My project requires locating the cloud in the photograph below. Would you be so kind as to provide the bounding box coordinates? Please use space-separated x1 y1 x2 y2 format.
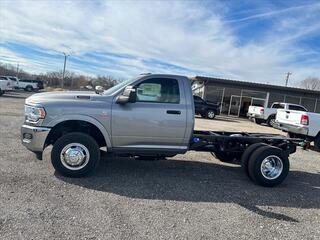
0 0 319 85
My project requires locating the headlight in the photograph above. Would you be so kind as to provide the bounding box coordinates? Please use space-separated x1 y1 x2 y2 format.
25 105 46 122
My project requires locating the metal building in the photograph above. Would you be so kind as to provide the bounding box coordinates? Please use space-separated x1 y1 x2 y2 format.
192 76 320 117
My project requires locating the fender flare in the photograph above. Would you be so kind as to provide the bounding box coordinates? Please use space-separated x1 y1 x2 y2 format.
47 114 112 149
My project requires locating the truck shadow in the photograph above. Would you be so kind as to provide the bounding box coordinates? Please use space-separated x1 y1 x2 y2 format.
195 115 240 123
308 146 320 153
56 156 320 223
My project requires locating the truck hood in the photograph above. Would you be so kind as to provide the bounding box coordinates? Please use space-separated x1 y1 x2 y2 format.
25 91 105 105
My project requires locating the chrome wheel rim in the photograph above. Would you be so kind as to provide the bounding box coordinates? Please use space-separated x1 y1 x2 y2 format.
270 118 275 126
60 143 90 170
260 155 283 180
208 111 215 118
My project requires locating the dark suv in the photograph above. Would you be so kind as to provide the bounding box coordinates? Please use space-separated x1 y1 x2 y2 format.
194 95 220 119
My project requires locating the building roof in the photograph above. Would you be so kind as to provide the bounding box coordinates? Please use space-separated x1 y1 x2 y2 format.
194 76 320 96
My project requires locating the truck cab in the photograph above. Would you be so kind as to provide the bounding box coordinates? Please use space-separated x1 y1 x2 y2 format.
21 74 194 160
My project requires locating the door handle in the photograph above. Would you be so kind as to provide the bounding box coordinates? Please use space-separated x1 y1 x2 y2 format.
167 110 181 115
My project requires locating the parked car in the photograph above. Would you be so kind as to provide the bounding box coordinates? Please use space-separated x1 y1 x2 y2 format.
275 108 320 150
21 74 305 187
0 76 19 90
18 79 44 91
248 102 307 127
0 78 11 96
194 95 220 119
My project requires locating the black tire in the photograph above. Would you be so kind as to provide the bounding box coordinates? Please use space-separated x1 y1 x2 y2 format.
248 146 289 187
266 115 276 127
214 151 240 163
25 85 33 92
241 143 267 179
51 132 100 177
0 90 3 96
255 118 264 125
314 134 320 151
206 110 216 119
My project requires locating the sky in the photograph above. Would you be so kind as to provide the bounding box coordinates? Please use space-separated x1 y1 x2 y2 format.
0 0 320 86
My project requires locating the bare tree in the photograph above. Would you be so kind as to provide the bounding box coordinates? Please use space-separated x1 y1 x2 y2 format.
0 62 118 90
300 77 320 90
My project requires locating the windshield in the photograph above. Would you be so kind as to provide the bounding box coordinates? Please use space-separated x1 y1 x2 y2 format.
103 77 139 95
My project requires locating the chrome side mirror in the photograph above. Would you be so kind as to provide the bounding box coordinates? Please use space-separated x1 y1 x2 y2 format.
95 85 104 94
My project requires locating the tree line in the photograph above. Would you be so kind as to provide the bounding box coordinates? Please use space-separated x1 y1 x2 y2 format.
0 63 119 90
1 62 319 91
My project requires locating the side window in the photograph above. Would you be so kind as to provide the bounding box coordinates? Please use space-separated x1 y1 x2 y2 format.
272 104 284 109
289 105 307 111
136 78 180 103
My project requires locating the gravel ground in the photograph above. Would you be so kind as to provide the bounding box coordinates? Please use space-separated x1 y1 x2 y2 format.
0 91 319 240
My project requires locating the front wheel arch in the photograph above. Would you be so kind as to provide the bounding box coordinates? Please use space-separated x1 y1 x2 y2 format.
45 119 109 149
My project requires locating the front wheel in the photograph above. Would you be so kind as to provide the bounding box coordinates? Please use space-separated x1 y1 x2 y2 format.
51 132 100 177
266 115 276 127
0 90 3 96
206 110 216 119
248 146 289 187
25 86 33 92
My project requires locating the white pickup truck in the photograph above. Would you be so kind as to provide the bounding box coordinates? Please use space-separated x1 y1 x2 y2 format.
248 102 307 127
276 109 320 150
0 79 10 96
0 76 19 90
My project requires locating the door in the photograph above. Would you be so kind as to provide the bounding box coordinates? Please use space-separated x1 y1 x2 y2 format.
111 77 187 151
193 95 206 116
228 95 241 116
239 96 251 117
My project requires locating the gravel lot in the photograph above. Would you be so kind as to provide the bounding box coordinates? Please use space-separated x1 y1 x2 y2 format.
0 91 319 240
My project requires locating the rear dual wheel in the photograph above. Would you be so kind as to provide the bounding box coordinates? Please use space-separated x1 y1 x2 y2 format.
241 144 289 187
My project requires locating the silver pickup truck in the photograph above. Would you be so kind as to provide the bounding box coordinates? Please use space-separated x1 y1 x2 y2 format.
21 74 306 187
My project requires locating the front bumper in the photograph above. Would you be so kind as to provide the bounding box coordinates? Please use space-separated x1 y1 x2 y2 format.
275 122 308 136
21 125 51 152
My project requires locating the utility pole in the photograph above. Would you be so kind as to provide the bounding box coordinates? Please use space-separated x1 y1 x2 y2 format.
61 52 70 89
285 72 292 87
16 63 19 78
